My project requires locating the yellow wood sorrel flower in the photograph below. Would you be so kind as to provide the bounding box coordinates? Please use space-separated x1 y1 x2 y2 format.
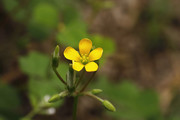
64 38 103 72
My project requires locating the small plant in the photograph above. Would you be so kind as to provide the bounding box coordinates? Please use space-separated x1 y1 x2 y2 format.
49 38 116 120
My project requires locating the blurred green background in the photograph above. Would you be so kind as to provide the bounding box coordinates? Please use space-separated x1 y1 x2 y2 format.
1 0 180 120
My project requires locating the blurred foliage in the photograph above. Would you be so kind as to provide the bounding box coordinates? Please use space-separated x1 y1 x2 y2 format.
1 0 115 118
19 52 49 77
0 82 20 119
90 35 115 56
19 51 68 112
168 94 180 120
28 3 59 40
32 3 58 28
1 0 180 120
2 0 18 12
57 26 115 56
143 0 173 55
0 83 20 111
92 76 163 120
87 0 114 12
2 0 115 55
57 19 88 48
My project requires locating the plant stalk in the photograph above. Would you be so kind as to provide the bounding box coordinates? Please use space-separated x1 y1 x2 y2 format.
21 108 40 120
85 93 103 102
53 67 67 85
80 71 96 92
75 69 85 87
73 96 79 120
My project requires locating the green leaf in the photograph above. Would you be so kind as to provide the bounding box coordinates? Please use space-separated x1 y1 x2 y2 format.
92 76 162 119
26 59 68 108
28 23 50 40
28 3 59 40
13 9 27 21
0 83 20 111
90 35 115 66
51 0 79 24
2 0 18 12
32 3 59 29
19 51 68 108
90 34 115 56
28 76 63 108
169 116 180 120
61 6 80 24
19 51 49 77
28 77 60 100
0 115 7 120
136 90 160 118
57 19 88 48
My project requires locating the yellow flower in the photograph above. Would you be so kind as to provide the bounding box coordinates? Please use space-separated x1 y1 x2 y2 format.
64 38 103 72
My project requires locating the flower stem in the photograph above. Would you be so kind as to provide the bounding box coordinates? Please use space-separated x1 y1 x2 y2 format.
53 67 67 85
75 69 85 88
73 96 79 120
84 92 103 102
73 70 76 85
80 71 96 92
21 108 40 120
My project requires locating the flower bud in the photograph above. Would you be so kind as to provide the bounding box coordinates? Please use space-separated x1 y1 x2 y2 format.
48 91 68 103
102 100 116 112
48 94 60 103
52 45 60 68
91 89 103 94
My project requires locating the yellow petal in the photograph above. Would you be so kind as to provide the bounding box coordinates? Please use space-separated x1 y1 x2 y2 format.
64 47 81 61
79 38 92 55
89 48 103 61
85 62 98 72
73 62 84 71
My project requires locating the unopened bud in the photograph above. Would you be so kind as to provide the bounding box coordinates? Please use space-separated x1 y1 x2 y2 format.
52 45 60 68
102 100 116 112
48 91 68 103
54 45 60 58
48 94 60 103
91 89 103 94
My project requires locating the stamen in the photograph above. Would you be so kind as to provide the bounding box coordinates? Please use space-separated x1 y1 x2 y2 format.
80 55 89 65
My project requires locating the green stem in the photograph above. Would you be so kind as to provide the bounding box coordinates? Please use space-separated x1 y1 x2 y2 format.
84 92 103 102
75 69 85 88
21 108 40 120
73 96 79 120
53 67 67 85
80 71 96 92
73 70 76 85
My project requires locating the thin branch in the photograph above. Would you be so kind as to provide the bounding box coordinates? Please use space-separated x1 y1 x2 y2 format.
84 92 103 102
53 68 67 85
80 71 97 92
75 69 85 88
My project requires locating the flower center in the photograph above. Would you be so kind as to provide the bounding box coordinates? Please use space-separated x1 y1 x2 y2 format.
80 54 89 65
